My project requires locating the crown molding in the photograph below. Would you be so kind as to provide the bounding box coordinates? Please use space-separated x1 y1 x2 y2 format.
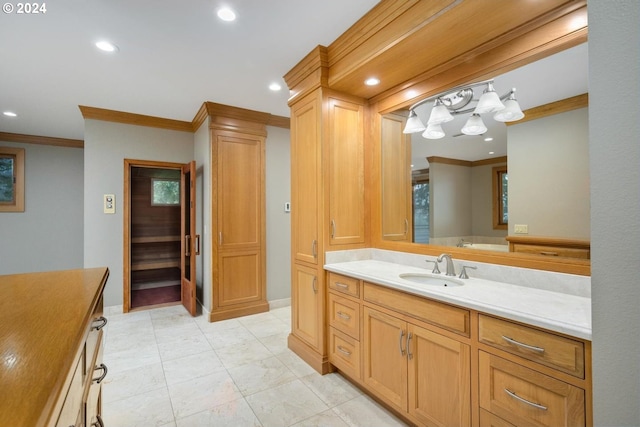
79 105 194 133
0 132 84 148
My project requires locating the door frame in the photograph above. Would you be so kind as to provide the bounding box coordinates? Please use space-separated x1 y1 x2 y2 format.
123 158 188 313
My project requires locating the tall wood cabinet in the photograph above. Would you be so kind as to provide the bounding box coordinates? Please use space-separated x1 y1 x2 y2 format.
203 103 270 322
286 52 367 372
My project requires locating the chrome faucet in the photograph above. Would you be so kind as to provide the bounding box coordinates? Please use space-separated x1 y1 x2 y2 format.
437 253 456 276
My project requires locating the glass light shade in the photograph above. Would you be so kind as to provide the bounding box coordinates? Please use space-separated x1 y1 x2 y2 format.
461 114 487 135
403 110 426 133
422 123 445 139
427 98 454 125
474 83 505 114
493 98 524 122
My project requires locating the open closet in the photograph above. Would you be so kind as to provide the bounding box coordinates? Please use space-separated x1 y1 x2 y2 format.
129 165 181 308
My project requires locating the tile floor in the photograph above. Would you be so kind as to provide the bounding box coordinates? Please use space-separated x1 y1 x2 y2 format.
102 304 408 427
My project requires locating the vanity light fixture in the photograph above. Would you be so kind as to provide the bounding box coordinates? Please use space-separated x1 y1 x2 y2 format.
402 79 524 139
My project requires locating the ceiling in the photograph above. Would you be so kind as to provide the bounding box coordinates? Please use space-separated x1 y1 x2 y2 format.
0 0 379 141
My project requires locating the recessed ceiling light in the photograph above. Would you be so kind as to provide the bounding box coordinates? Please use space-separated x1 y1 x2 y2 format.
269 83 282 91
365 77 380 86
3 111 17 117
489 151 495 155
484 137 493 142
217 7 236 21
96 41 119 52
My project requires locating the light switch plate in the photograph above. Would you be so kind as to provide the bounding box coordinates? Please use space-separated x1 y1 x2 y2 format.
514 224 528 234
284 202 291 213
104 194 115 214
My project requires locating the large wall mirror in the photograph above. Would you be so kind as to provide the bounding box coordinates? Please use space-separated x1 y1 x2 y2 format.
380 43 589 262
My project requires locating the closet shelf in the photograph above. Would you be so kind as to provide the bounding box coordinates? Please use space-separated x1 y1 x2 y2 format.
131 235 181 244
131 260 180 271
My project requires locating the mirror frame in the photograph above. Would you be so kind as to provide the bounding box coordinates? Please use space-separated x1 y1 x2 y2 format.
368 7 589 275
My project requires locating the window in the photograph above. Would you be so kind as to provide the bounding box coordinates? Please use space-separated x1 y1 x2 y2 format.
492 165 508 229
413 180 430 244
151 178 180 205
0 147 25 212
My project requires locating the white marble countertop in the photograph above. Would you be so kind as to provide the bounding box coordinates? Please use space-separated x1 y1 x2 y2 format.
324 259 591 340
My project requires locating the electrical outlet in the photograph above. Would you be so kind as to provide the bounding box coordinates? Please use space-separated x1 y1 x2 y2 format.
104 194 115 214
514 224 528 234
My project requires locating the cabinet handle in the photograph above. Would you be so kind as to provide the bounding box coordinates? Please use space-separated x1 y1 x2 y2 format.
502 335 545 353
406 332 413 360
335 282 348 289
219 232 223 245
91 316 108 331
330 220 336 238
92 363 108 384
185 234 191 256
337 345 352 356
312 277 318 294
399 330 406 355
195 234 201 256
337 311 351 320
312 239 317 258
91 415 104 427
504 389 548 410
404 218 409 235
539 251 559 256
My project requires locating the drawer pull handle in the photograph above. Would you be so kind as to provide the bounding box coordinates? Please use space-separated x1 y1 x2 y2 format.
93 363 108 384
406 332 413 360
337 345 352 356
505 389 548 410
91 415 104 427
539 251 559 256
312 277 318 294
312 239 317 258
337 311 351 320
502 335 545 353
91 316 108 331
399 330 406 355
335 282 349 289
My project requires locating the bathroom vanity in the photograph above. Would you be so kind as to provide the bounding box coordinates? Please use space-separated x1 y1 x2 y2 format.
324 250 591 427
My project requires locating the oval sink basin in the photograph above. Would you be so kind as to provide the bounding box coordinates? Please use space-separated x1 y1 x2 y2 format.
399 273 464 287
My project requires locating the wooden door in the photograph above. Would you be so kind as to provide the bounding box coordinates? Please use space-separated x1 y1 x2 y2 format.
327 95 365 246
362 307 408 412
291 91 321 264
407 323 471 427
381 113 413 241
291 263 323 351
181 161 198 316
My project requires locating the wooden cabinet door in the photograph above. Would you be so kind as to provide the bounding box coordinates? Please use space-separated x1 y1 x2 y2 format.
381 113 412 241
215 131 263 249
362 307 408 412
217 250 262 307
327 96 365 246
291 92 321 265
181 160 198 316
291 263 323 352
407 324 471 427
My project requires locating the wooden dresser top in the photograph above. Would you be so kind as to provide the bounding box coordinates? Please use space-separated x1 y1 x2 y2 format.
0 267 109 427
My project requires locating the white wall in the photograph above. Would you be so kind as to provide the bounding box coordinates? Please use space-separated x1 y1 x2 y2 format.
508 108 589 238
265 126 291 302
470 162 507 239
193 120 210 310
0 141 84 274
430 162 472 238
83 120 194 307
590 1 640 424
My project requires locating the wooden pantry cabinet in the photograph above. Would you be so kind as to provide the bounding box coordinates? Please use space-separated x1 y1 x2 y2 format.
287 82 366 373
323 271 592 427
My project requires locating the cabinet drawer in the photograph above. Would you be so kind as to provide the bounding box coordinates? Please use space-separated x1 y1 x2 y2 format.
363 282 470 336
479 352 585 427
479 409 516 427
329 328 360 380
328 293 360 339
328 272 360 298
479 314 585 378
510 243 590 259
55 354 84 427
